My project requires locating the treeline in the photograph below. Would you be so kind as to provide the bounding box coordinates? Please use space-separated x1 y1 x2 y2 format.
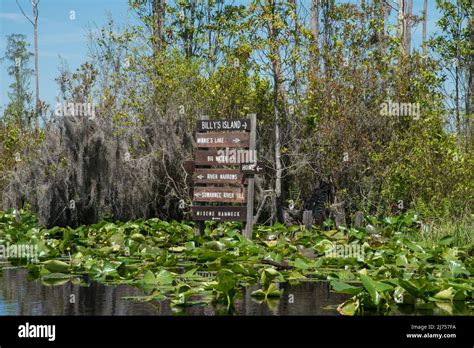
0 0 472 228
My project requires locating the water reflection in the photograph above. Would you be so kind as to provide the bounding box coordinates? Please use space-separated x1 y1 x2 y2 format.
0 268 349 316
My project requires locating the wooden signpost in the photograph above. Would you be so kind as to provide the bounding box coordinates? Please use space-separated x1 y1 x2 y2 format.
193 187 246 203
190 114 257 238
240 162 265 175
194 149 257 166
196 132 249 148
197 119 250 132
192 206 247 221
193 169 243 185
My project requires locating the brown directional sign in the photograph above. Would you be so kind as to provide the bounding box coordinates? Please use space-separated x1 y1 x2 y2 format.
183 160 195 174
193 187 246 203
197 119 250 132
196 132 249 148
195 149 256 165
192 206 247 221
240 162 265 175
191 115 256 236
193 169 243 184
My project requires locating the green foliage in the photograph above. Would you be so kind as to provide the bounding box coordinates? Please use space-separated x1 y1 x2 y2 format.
0 34 34 129
1 210 472 315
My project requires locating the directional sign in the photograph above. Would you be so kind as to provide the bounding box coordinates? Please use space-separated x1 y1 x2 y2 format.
183 160 195 174
192 206 247 221
193 187 246 203
195 149 257 165
240 162 265 175
193 169 243 184
191 115 256 236
196 132 249 148
197 119 250 132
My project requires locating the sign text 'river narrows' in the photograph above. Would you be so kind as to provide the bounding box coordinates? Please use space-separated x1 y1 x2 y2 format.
193 169 243 184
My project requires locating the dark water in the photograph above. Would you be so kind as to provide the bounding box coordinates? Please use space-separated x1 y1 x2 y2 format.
0 267 350 316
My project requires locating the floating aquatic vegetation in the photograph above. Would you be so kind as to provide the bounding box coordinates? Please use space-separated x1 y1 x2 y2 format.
0 209 472 315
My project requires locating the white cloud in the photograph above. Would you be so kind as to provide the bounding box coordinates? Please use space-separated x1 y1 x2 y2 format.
0 12 28 23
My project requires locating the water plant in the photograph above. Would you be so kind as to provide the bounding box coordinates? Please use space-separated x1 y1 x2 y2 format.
0 209 472 315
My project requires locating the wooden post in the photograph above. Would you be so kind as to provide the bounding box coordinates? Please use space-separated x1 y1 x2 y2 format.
354 211 364 228
303 210 313 230
194 115 208 237
244 113 256 239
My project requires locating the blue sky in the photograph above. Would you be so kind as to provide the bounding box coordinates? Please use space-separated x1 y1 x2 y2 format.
0 0 442 110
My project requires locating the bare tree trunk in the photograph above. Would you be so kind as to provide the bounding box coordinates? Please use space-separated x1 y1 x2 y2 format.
184 1 196 58
467 1 473 144
152 0 166 55
290 0 299 99
397 0 406 56
422 0 428 59
266 0 285 223
376 0 388 56
456 62 461 139
207 0 212 73
16 0 40 129
32 0 39 130
323 0 331 75
310 0 319 76
405 0 413 54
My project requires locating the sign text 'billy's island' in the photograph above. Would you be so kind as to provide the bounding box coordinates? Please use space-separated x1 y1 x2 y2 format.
197 119 250 132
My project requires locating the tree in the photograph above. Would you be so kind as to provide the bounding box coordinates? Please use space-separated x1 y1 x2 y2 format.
422 0 428 59
405 0 413 54
16 0 40 130
430 0 471 147
310 0 320 76
397 0 406 56
129 0 166 56
1 34 34 129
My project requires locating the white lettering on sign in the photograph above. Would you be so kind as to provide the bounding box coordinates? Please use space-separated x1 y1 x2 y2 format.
200 120 249 131
242 163 256 171
194 192 244 199
219 174 237 180
197 137 224 144
195 211 243 217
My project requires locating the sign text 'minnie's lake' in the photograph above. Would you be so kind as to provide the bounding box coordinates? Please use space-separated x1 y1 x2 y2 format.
196 132 249 148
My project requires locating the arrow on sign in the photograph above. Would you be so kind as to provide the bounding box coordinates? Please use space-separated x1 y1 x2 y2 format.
197 174 204 179
194 192 203 198
232 138 240 143
240 161 265 175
